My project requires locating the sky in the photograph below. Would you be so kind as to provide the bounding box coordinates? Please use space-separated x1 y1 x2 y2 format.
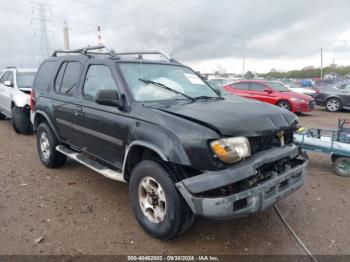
1 0 350 74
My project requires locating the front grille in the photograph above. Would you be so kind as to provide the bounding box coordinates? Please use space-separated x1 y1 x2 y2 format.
249 128 294 155
308 101 315 109
194 157 304 198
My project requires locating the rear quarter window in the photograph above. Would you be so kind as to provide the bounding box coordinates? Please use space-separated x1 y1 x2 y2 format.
33 61 57 90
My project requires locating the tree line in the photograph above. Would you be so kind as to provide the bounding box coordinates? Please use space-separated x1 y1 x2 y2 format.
253 65 350 79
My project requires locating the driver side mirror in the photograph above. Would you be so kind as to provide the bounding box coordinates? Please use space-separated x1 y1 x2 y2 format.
264 88 273 93
4 80 13 87
95 89 123 107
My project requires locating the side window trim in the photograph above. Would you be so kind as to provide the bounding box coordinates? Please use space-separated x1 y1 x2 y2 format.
54 62 67 94
54 61 82 97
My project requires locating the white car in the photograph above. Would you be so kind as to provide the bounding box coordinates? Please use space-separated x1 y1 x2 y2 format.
0 67 37 134
281 82 316 97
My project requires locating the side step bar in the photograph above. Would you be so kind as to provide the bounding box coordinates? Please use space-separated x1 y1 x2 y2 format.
56 145 126 182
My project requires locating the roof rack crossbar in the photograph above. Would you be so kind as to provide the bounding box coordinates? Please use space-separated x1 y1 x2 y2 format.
52 45 106 57
115 51 171 61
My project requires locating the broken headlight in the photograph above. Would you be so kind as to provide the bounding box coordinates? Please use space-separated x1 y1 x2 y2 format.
210 137 251 164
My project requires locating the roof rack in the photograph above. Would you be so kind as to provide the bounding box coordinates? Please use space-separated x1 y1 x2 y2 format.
51 45 117 57
51 47 180 64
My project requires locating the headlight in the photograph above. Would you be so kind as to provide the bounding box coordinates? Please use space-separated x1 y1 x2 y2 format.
290 98 305 103
210 137 251 164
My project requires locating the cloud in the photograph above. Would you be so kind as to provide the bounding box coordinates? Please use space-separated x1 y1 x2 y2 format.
1 0 350 72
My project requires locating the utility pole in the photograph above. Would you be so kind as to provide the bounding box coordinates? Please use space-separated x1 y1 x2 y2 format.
63 21 70 50
320 48 323 79
31 2 54 62
242 40 246 79
97 26 103 52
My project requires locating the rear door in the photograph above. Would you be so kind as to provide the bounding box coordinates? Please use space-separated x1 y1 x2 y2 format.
51 61 82 143
73 62 127 167
228 82 252 98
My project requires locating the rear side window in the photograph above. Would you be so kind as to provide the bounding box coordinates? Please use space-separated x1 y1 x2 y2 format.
234 82 250 90
83 65 118 101
249 83 265 91
55 62 81 95
34 61 56 90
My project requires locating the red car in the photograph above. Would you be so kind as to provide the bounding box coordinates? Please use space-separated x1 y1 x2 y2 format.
224 80 315 113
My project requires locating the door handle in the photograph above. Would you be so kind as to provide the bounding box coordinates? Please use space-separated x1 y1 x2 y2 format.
74 106 83 116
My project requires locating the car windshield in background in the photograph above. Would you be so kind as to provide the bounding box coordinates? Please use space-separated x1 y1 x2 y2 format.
268 81 289 92
17 72 36 88
118 63 219 102
286 82 301 89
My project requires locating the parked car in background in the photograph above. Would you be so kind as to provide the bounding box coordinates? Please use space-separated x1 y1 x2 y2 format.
224 80 315 113
315 82 350 112
299 79 315 87
31 46 307 240
207 78 231 90
281 81 317 97
0 67 37 134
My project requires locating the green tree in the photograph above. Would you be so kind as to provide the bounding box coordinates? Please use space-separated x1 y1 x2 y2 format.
244 71 254 79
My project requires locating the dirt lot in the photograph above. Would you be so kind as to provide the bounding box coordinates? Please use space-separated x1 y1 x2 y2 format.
0 107 350 256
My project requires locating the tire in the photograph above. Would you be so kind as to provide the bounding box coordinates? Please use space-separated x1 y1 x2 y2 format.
326 97 342 112
0 112 6 120
129 159 194 240
333 157 350 177
36 122 66 168
276 100 292 111
11 106 32 134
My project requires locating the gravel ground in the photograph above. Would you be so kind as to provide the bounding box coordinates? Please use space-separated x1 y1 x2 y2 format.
0 107 349 255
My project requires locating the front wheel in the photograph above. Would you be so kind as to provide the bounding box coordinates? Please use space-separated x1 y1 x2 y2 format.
326 97 342 112
333 157 350 177
129 160 194 240
276 101 292 111
11 106 32 134
36 123 66 168
0 112 6 120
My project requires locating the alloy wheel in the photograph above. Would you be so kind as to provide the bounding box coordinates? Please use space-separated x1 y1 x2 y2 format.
138 176 167 223
40 132 50 160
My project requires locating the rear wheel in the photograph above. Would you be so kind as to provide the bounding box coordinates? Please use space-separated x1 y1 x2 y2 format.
326 97 342 112
333 157 350 177
11 106 32 134
276 100 292 111
36 122 66 168
129 159 194 240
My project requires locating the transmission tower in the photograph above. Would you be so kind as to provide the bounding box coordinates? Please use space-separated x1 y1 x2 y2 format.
31 2 54 61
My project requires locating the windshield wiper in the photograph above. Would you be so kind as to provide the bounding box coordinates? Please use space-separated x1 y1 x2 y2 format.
193 95 224 100
138 78 195 102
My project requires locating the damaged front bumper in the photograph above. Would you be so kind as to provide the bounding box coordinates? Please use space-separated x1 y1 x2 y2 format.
176 144 307 220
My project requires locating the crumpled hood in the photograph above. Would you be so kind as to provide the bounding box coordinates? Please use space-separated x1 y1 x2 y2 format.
152 96 297 136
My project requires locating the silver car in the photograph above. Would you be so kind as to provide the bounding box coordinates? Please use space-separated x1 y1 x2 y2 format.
315 82 350 112
0 67 37 133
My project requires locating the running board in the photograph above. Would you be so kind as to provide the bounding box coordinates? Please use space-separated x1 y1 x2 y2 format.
56 145 126 182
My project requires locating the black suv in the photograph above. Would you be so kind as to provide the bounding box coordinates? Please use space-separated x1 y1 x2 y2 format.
31 46 307 240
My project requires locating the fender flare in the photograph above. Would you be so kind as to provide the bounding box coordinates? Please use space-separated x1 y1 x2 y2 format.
33 110 61 140
122 141 171 181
